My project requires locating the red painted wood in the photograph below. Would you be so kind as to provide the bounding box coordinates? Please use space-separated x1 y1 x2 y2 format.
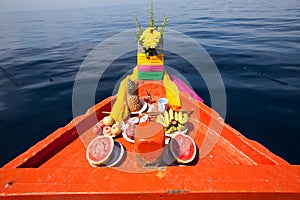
1 166 299 199
1 94 299 199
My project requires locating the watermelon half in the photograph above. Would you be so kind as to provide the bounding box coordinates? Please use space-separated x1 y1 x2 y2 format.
86 136 114 166
169 132 197 164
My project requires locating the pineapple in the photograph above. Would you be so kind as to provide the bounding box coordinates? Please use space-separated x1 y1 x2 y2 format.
127 95 141 112
127 79 141 112
127 78 137 95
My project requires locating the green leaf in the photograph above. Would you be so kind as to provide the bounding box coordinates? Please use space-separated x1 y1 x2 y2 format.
134 15 143 33
160 15 168 36
149 3 154 27
134 15 143 41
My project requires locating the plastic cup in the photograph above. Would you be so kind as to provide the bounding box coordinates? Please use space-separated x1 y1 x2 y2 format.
134 122 165 164
158 98 168 112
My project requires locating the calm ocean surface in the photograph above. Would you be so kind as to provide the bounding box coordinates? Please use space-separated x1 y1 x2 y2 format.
0 0 299 166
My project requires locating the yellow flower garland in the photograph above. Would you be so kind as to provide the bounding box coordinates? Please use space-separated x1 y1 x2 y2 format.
140 27 161 50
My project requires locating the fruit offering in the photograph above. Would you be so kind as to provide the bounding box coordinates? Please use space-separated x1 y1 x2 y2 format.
156 109 188 134
94 116 122 137
125 123 136 140
86 136 124 167
111 122 122 136
103 116 114 126
169 132 197 164
86 136 114 166
127 78 141 112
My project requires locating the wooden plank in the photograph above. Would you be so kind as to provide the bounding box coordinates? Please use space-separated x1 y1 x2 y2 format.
0 166 299 198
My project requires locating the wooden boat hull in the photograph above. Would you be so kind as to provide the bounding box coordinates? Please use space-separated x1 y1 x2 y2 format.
1 94 299 199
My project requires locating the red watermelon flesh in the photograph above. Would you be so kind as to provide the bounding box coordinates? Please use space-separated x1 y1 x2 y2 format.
86 136 114 165
170 133 196 164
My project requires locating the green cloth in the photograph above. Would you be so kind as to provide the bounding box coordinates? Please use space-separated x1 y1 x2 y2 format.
138 71 164 80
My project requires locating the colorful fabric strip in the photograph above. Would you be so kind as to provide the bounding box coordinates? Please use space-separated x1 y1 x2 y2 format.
138 71 164 80
137 53 164 65
170 75 204 103
138 65 164 72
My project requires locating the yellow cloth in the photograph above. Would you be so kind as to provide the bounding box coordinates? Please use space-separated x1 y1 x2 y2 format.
110 66 181 122
163 71 181 110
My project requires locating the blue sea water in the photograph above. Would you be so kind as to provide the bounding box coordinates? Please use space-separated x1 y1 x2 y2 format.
0 0 299 167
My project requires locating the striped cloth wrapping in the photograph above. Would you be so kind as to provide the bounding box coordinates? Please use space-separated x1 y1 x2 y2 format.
138 65 164 72
137 53 164 65
137 53 165 80
138 71 164 80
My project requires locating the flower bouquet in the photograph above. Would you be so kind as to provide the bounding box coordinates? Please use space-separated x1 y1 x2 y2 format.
134 4 168 58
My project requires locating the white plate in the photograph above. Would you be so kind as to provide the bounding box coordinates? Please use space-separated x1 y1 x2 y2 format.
128 117 139 125
139 114 149 123
105 141 124 167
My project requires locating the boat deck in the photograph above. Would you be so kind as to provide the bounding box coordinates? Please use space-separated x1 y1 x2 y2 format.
1 94 299 199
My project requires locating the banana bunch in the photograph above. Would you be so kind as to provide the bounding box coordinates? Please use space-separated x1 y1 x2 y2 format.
156 108 189 134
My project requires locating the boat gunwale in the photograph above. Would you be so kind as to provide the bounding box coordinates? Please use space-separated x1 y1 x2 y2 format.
1 94 300 198
3 96 114 168
3 93 291 168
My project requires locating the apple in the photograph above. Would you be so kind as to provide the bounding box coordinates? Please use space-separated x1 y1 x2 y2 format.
102 116 114 126
102 126 112 136
97 120 104 128
111 123 122 136
93 124 102 135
